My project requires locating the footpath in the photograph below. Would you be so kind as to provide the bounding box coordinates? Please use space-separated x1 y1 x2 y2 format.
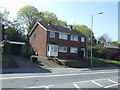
0 55 119 74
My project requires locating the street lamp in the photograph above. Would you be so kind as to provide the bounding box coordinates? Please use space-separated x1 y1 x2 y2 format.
90 11 103 67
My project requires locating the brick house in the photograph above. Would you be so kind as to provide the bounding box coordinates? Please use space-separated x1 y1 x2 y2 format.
101 42 120 61
28 22 87 59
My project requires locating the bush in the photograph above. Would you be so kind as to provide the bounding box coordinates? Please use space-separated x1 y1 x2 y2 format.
78 50 84 58
93 44 108 58
3 42 11 56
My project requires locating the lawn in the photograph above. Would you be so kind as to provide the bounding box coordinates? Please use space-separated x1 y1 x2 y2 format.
88 57 120 66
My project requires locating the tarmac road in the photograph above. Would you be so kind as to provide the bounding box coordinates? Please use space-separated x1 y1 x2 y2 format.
1 69 120 89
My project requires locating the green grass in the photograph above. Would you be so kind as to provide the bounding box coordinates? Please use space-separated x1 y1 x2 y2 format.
88 57 120 66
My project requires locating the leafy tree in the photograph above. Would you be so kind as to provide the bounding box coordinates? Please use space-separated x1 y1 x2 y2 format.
72 24 96 45
55 20 67 27
39 11 67 27
40 11 58 24
0 8 10 26
5 27 26 42
17 5 40 32
0 8 11 40
98 34 112 43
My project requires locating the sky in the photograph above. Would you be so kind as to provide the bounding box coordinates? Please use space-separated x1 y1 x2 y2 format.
0 0 119 41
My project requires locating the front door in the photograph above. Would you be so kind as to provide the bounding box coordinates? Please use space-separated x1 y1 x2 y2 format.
47 45 58 56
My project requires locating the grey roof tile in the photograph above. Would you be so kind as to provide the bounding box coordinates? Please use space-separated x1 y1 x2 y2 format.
40 22 85 37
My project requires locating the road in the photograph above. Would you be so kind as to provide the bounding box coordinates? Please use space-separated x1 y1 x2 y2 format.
1 69 120 89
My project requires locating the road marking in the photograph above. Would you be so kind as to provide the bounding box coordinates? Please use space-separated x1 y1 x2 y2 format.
73 77 119 88
73 83 81 90
1 71 119 80
107 79 118 84
28 85 54 88
91 80 103 88
104 83 120 88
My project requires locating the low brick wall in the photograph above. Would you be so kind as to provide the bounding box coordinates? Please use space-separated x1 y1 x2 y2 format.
59 60 90 68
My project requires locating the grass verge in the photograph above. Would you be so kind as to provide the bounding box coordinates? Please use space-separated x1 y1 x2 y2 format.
88 57 120 66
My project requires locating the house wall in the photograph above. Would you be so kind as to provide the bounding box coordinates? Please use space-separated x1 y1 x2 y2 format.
107 48 120 61
47 31 86 58
29 24 47 57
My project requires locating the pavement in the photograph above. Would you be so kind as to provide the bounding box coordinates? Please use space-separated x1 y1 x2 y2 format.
0 55 119 74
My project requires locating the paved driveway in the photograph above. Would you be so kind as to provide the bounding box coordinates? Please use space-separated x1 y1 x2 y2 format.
12 55 39 68
38 57 65 68
1 55 52 73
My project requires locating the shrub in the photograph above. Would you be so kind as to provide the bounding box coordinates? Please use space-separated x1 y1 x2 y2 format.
3 42 11 56
93 44 108 58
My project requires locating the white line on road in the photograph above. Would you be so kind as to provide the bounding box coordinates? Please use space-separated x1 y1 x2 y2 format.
73 83 81 90
104 83 120 88
1 71 119 80
73 77 119 88
107 79 118 84
28 85 54 88
91 80 103 88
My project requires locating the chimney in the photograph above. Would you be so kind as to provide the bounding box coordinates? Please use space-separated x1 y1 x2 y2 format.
70 26 73 30
48 21 51 25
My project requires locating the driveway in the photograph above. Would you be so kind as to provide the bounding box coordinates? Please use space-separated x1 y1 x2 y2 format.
37 57 65 68
1 55 51 73
11 55 39 68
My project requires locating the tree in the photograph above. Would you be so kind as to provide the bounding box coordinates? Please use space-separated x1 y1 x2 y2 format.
5 27 26 42
17 5 40 32
0 8 11 40
39 11 67 27
72 24 96 45
98 34 112 43
55 20 67 27
0 8 10 26
40 11 58 24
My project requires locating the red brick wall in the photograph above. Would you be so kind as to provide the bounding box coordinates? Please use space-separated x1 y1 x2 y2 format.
107 48 120 60
29 24 47 57
47 31 86 58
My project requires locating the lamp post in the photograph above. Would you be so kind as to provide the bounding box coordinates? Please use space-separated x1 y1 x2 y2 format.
90 11 103 67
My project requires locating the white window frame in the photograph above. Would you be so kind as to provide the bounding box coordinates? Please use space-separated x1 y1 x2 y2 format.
59 33 68 40
81 37 85 42
59 46 67 53
70 47 78 53
50 32 55 38
71 35 78 41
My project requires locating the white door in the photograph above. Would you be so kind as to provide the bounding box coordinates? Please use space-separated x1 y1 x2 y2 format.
47 45 58 56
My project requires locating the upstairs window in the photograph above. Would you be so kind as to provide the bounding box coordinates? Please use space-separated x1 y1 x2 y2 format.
33 34 36 38
70 47 78 53
50 32 55 38
59 33 68 40
71 35 78 41
81 37 85 42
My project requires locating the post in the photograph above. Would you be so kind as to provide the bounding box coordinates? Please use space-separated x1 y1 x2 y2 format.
90 15 93 67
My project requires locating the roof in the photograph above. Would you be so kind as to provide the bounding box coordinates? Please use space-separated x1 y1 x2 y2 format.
7 40 25 45
28 22 85 37
102 42 120 49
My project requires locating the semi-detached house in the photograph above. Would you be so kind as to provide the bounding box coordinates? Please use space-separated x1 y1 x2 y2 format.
28 22 87 59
